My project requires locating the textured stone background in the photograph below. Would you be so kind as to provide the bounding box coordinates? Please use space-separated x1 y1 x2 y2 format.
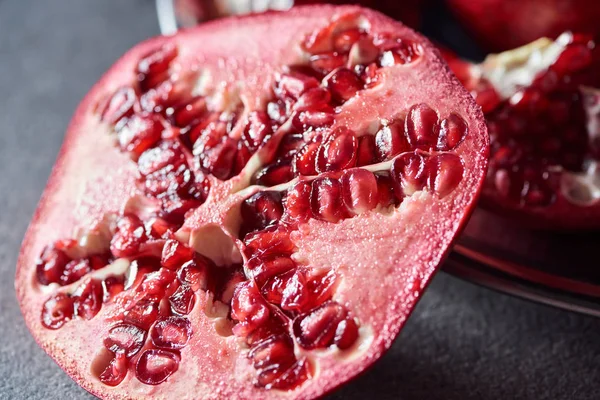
1 1 599 399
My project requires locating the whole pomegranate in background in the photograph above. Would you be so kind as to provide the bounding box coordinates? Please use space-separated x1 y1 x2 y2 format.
445 33 600 229
446 0 600 52
174 0 423 28
16 5 488 399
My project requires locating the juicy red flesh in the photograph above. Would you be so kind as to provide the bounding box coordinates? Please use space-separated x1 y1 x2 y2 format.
33 11 471 392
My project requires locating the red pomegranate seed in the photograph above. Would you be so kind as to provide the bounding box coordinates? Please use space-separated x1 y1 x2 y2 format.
231 281 271 337
310 177 349 223
293 139 321 176
348 37 379 68
247 255 296 286
124 300 159 330
362 62 380 88
102 276 125 302
139 80 192 114
249 334 295 370
356 135 377 166
378 40 422 66
161 239 194 270
261 270 293 305
110 215 147 258
334 28 363 52
89 254 110 270
309 52 347 75
73 278 103 320
306 270 337 309
36 245 71 285
100 86 137 125
334 318 359 349
375 174 398 206
405 103 440 150
283 181 312 223
135 349 180 385
294 87 332 112
341 168 378 215
243 111 273 151
151 316 192 350
255 161 294 186
426 153 464 198
243 227 295 259
391 152 427 196
99 353 128 387
375 120 409 161
169 284 195 315
280 270 310 312
143 162 193 197
292 301 348 349
137 44 178 91
269 358 311 390
117 114 163 158
168 96 208 128
292 110 335 130
437 113 468 151
275 72 319 100
241 191 284 233
177 258 209 291
134 268 176 303
128 258 162 288
104 323 146 357
198 136 237 180
41 293 74 329
323 68 363 102
60 258 92 285
267 100 288 124
552 43 593 76
276 133 304 159
315 127 358 172
137 140 185 176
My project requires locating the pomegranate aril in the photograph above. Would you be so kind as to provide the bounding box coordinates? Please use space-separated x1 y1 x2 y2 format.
137 44 178 91
255 161 294 186
248 254 296 285
293 140 321 176
73 278 103 320
161 239 193 270
231 281 271 336
117 114 163 158
104 323 146 357
41 293 74 329
134 268 176 302
375 174 398 206
552 43 593 76
137 140 185 176
36 245 70 285
426 153 464 198
356 135 377 166
249 334 295 370
110 215 147 258
378 40 422 66
100 86 137 125
315 127 358 173
177 258 209 291
310 177 349 223
59 258 91 285
243 111 273 151
124 300 159 330
334 318 359 349
269 358 311 390
241 191 284 233
375 120 409 161
309 52 347 75
135 349 180 385
275 72 319 100
292 110 335 130
280 270 310 312
323 68 363 102
437 113 468 151
140 80 191 114
277 133 304 158
293 301 348 349
294 88 332 112
333 28 363 52
348 37 379 68
169 284 195 315
391 152 427 196
151 316 192 350
283 181 312 223
99 353 128 387
168 96 208 127
405 103 439 150
102 276 125 302
341 168 378 215
197 136 237 180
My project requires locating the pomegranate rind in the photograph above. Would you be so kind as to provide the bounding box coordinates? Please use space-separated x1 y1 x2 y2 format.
16 5 488 400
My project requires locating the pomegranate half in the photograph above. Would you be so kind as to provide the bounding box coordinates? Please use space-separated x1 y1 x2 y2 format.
445 33 600 229
16 6 488 399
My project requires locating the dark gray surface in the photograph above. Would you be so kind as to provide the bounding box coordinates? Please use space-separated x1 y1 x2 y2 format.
1 0 600 399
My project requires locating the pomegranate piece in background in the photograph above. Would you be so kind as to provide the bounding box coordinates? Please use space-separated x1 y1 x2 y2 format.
446 0 600 52
444 32 600 229
16 6 488 400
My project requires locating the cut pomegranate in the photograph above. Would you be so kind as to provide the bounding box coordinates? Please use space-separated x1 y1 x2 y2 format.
16 6 487 399
445 33 600 229
446 0 600 51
